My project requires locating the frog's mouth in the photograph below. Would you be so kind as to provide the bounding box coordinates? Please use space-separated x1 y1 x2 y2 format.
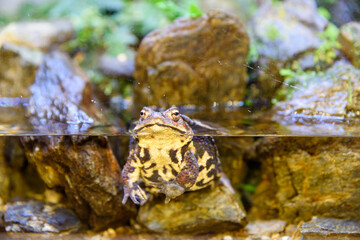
134 123 188 135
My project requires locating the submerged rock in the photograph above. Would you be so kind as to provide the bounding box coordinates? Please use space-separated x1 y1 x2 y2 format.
0 137 45 204
301 217 360 239
250 137 360 222
0 20 74 51
4 201 80 233
245 219 287 237
134 10 249 110
21 52 136 229
275 61 360 123
137 184 247 234
339 21 360 68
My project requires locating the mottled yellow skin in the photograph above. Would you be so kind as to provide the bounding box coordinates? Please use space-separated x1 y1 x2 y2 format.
122 107 222 205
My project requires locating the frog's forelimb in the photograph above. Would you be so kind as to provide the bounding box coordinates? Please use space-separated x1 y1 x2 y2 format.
122 152 148 205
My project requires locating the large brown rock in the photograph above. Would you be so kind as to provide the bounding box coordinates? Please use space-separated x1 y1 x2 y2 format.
250 137 360 223
137 184 247 234
134 10 249 110
339 21 360 68
20 52 136 230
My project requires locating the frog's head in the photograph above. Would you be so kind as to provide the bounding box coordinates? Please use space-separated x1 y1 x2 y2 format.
132 107 193 148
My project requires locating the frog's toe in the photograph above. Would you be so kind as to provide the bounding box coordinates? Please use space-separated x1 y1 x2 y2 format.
165 183 185 199
130 187 148 205
122 193 130 204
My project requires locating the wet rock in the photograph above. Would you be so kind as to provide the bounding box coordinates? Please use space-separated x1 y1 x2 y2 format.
0 20 74 51
134 10 249 110
4 201 80 233
275 61 360 123
20 52 136 229
339 22 360 68
248 0 328 106
250 137 360 222
137 184 247 234
26 51 98 134
301 217 360 239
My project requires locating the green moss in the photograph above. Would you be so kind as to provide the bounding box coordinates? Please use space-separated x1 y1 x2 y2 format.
314 23 341 67
188 3 203 18
266 24 282 41
244 99 253 107
247 41 259 62
317 7 331 20
241 184 256 193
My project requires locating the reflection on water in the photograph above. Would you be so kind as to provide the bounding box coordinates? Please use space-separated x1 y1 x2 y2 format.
1 99 360 137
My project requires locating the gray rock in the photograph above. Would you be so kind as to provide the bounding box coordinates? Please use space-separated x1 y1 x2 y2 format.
249 0 327 62
247 0 328 106
4 201 80 233
318 0 360 27
26 51 96 134
137 184 247 234
301 217 360 239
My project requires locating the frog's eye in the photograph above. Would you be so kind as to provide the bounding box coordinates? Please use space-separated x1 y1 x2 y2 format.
140 110 148 120
171 109 180 121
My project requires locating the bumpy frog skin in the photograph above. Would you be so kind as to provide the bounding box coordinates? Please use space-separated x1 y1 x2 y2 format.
122 107 222 205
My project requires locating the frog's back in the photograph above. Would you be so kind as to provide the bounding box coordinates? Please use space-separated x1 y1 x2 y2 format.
189 136 222 191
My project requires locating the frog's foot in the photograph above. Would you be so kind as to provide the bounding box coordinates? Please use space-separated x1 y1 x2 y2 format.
150 178 185 204
122 183 148 205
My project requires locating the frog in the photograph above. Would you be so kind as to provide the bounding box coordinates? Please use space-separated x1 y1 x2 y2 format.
121 106 223 205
